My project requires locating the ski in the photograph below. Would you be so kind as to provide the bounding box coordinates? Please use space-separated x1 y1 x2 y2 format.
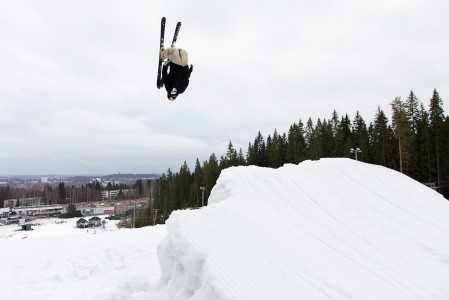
157 19 182 89
157 17 166 89
171 21 181 47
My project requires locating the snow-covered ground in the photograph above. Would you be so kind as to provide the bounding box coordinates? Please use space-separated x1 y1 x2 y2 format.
2 158 449 300
0 218 166 300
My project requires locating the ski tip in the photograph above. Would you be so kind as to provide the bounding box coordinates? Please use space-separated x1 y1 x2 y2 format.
162 17 166 21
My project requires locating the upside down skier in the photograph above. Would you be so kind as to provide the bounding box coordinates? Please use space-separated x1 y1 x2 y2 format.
160 47 193 101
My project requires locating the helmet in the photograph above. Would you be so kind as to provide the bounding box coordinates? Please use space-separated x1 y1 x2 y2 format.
167 93 178 101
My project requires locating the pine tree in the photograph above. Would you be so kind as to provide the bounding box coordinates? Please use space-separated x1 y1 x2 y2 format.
391 97 413 174
266 129 285 168
428 89 445 192
246 142 255 165
286 123 297 164
177 161 191 208
305 118 314 159
203 153 220 205
224 141 239 168
404 91 420 177
280 133 287 165
371 107 391 166
320 119 334 157
441 116 449 197
330 110 340 157
249 131 267 167
286 121 306 164
352 112 370 162
192 159 204 207
237 148 246 166
163 169 174 216
310 119 324 160
135 179 143 197
416 103 432 182
405 91 420 134
336 114 352 157
266 134 274 167
58 182 66 202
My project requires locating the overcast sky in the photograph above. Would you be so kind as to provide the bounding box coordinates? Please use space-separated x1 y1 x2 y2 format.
1 0 448 175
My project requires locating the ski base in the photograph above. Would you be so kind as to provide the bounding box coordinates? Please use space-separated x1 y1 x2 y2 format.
157 18 181 90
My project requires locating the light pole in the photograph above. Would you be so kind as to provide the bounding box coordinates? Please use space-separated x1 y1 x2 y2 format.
200 187 206 207
350 148 361 161
133 201 136 229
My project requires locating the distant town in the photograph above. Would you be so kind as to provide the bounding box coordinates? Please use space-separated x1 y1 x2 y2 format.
0 173 162 227
0 173 160 189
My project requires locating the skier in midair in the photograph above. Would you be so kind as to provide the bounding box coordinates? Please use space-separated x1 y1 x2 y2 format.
160 47 193 101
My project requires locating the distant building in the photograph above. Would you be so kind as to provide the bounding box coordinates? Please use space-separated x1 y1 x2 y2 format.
12 205 63 218
4 198 42 208
77 205 114 216
3 199 17 208
101 190 122 200
0 207 11 219
41 177 49 183
19 197 42 207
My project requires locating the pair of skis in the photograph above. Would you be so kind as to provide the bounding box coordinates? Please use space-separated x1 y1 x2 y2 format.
157 17 181 89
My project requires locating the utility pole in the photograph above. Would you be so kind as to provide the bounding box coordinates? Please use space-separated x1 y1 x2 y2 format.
133 201 136 228
152 209 158 226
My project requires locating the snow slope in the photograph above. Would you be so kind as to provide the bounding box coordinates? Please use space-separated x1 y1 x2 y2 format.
149 158 449 300
0 219 166 300
2 158 449 300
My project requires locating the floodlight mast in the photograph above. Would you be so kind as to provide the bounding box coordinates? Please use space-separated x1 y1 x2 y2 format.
350 148 361 161
200 187 206 207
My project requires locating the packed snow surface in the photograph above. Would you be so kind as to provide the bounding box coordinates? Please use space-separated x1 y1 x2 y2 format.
150 158 449 300
2 158 449 299
0 219 166 300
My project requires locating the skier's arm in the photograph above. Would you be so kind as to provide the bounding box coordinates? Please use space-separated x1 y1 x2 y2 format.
162 63 172 92
162 62 169 78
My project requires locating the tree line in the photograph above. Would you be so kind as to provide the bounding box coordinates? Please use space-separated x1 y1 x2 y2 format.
143 89 448 225
1 89 447 225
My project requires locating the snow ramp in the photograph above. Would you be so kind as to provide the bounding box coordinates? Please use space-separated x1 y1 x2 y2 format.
149 158 449 300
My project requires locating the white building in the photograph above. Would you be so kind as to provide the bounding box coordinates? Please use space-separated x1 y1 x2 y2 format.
19 197 42 207
3 198 42 208
12 205 63 218
77 206 114 216
3 199 17 208
0 207 11 219
101 190 121 200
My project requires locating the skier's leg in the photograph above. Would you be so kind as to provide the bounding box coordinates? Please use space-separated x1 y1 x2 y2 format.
178 49 188 66
160 48 188 66
160 47 172 60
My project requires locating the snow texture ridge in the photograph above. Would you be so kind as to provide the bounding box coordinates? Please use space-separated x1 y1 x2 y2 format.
149 158 449 300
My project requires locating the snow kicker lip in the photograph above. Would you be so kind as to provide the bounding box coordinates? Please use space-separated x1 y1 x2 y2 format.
150 158 449 300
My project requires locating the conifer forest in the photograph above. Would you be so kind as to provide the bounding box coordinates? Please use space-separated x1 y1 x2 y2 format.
1 89 448 226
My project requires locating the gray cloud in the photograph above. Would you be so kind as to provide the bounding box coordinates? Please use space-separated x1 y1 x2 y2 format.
1 0 448 175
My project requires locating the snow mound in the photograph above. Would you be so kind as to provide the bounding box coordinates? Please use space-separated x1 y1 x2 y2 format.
149 158 449 300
